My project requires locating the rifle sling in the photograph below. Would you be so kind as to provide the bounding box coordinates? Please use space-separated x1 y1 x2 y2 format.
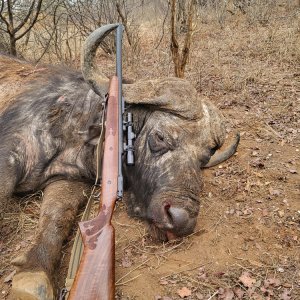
62 99 107 299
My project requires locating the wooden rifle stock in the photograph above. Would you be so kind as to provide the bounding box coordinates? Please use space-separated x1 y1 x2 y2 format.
68 76 119 300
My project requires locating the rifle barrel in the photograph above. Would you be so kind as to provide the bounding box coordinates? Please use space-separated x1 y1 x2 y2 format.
116 24 124 199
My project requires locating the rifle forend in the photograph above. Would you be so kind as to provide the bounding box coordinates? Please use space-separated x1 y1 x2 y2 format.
68 76 119 300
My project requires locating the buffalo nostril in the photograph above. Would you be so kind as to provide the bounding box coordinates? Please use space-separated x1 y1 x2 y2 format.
167 207 189 228
163 202 173 220
164 203 171 211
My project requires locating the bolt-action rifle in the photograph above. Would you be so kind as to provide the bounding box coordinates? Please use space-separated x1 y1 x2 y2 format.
68 24 135 300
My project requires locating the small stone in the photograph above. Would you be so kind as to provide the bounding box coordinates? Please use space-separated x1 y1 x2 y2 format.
255 279 262 287
278 210 284 218
160 280 168 285
243 209 250 215
277 267 284 273
269 188 280 196
250 158 265 168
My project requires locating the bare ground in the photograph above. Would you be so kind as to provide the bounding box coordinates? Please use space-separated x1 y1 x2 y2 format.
0 4 299 300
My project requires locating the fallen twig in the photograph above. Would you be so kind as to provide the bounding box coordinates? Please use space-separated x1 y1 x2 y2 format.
116 258 151 284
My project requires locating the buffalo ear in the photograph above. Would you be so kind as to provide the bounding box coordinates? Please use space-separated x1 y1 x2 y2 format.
123 78 202 120
78 124 102 145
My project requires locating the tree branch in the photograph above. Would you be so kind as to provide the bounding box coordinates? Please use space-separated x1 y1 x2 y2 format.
181 0 196 69
35 1 61 63
170 0 196 78
116 1 132 46
7 0 14 33
15 0 43 41
13 0 36 34
170 0 180 76
0 0 4 15
0 0 10 31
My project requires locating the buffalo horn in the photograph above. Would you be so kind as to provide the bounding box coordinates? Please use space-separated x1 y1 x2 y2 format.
203 133 240 168
81 23 119 97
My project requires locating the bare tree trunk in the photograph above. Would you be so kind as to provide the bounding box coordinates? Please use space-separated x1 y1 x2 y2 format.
9 35 17 56
170 0 196 78
116 1 132 46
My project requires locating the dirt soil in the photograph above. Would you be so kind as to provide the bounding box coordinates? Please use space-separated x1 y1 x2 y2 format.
0 4 299 300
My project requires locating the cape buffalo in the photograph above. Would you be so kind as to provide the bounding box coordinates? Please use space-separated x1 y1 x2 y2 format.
0 24 239 299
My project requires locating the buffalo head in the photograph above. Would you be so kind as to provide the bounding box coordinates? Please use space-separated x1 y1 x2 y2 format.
82 24 239 241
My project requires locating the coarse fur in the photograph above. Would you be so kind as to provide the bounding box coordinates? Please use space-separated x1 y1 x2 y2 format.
0 55 102 194
0 55 104 299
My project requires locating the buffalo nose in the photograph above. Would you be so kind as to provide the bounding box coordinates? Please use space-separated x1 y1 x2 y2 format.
164 203 189 229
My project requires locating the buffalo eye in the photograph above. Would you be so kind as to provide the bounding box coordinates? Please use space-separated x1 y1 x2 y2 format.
148 131 169 155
